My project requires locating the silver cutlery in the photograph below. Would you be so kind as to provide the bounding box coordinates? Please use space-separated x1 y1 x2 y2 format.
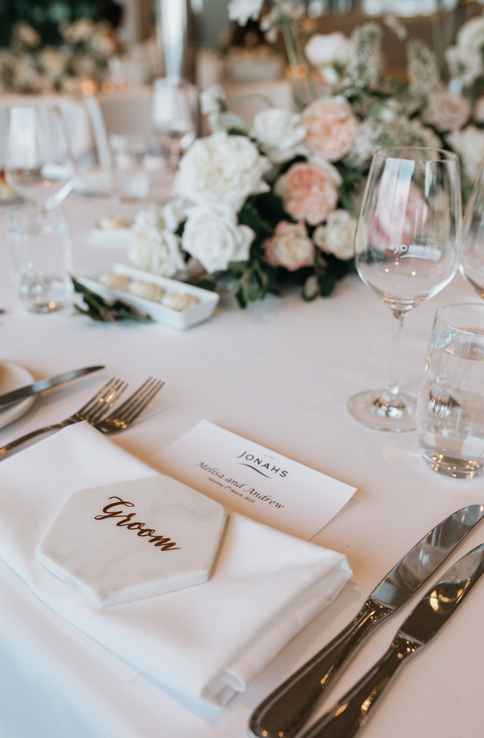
0 365 105 409
299 543 484 738
249 504 484 738
0 378 127 460
91 378 164 435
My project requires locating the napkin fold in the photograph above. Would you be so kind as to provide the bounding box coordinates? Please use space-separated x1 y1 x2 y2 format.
0 423 351 711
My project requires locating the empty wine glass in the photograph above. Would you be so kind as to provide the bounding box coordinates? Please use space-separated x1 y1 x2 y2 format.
5 103 75 211
348 147 461 432
151 78 197 173
461 165 484 297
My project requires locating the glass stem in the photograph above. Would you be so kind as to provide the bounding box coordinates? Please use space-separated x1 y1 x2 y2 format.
386 311 405 399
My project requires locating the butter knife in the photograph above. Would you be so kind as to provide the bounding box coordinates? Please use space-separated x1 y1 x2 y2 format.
249 504 484 738
0 365 104 408
299 542 484 738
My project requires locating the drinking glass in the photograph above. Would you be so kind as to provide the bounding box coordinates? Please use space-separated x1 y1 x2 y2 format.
417 303 484 479
348 147 461 432
461 164 484 297
4 103 74 211
8 204 72 314
151 78 197 173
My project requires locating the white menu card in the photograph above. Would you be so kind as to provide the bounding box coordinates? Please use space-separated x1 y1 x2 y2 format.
158 420 357 540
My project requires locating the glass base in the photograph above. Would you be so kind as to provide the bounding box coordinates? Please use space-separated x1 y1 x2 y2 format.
347 389 416 432
422 452 482 479
28 299 65 314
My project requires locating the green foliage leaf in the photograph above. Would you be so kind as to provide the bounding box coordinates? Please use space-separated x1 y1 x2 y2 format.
72 277 152 323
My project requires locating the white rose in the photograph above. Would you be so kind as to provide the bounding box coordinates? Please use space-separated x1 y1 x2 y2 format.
448 126 484 182
13 56 42 91
73 55 97 76
175 131 270 211
305 33 352 69
63 20 94 44
457 17 484 53
200 85 226 116
251 109 306 163
161 197 191 232
446 46 482 88
314 210 356 261
39 48 66 79
15 24 40 47
228 0 263 25
91 32 116 57
129 208 185 278
182 204 254 273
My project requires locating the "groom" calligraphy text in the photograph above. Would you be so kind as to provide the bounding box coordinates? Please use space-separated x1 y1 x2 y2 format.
94 496 181 551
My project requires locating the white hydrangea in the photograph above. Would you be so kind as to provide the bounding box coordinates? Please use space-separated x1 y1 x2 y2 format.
251 108 306 163
129 207 185 278
175 131 270 211
182 204 254 273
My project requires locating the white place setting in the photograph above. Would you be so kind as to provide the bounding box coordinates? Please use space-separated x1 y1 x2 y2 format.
1 2 484 738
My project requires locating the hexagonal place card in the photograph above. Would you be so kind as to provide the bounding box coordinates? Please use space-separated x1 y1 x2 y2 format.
36 475 228 608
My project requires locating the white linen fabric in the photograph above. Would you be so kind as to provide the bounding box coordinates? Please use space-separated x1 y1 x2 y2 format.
0 422 351 711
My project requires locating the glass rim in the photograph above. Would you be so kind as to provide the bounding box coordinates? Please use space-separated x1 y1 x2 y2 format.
435 302 484 336
373 146 458 163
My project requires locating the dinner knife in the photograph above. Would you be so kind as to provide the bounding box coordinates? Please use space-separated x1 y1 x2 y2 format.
0 365 105 408
298 542 484 738
249 504 484 738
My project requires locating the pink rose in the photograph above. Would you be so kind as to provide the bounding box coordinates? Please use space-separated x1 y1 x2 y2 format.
264 221 315 271
424 91 470 132
302 97 358 161
277 161 340 225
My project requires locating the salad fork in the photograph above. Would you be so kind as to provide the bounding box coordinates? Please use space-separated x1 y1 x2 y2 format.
0 378 127 460
92 378 164 434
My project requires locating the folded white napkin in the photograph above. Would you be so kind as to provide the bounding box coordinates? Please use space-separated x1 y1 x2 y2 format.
0 423 351 711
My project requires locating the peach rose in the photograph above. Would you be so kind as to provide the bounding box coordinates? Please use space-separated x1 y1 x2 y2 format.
264 222 315 271
276 161 340 225
424 91 470 132
302 97 358 161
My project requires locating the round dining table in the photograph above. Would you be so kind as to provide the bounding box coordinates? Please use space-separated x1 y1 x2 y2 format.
0 194 482 738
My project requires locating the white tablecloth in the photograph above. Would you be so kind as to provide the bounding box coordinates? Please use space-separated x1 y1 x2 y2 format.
0 196 483 738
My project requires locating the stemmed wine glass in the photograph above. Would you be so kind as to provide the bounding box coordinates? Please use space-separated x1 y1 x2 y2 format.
4 103 75 313
5 103 75 211
151 78 197 174
348 147 462 432
461 164 484 297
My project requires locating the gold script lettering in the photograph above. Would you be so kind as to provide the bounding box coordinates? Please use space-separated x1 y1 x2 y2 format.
94 496 180 551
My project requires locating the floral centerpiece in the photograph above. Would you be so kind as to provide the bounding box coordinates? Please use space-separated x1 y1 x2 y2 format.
0 20 121 94
126 14 484 309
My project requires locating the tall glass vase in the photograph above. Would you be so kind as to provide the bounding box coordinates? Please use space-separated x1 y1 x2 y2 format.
154 0 200 136
154 0 198 82
280 17 317 109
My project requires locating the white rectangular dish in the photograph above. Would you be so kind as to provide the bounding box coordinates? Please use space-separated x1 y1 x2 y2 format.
76 264 219 331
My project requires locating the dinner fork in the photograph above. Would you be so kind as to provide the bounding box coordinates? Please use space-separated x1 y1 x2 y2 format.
0 378 127 460
92 378 164 434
